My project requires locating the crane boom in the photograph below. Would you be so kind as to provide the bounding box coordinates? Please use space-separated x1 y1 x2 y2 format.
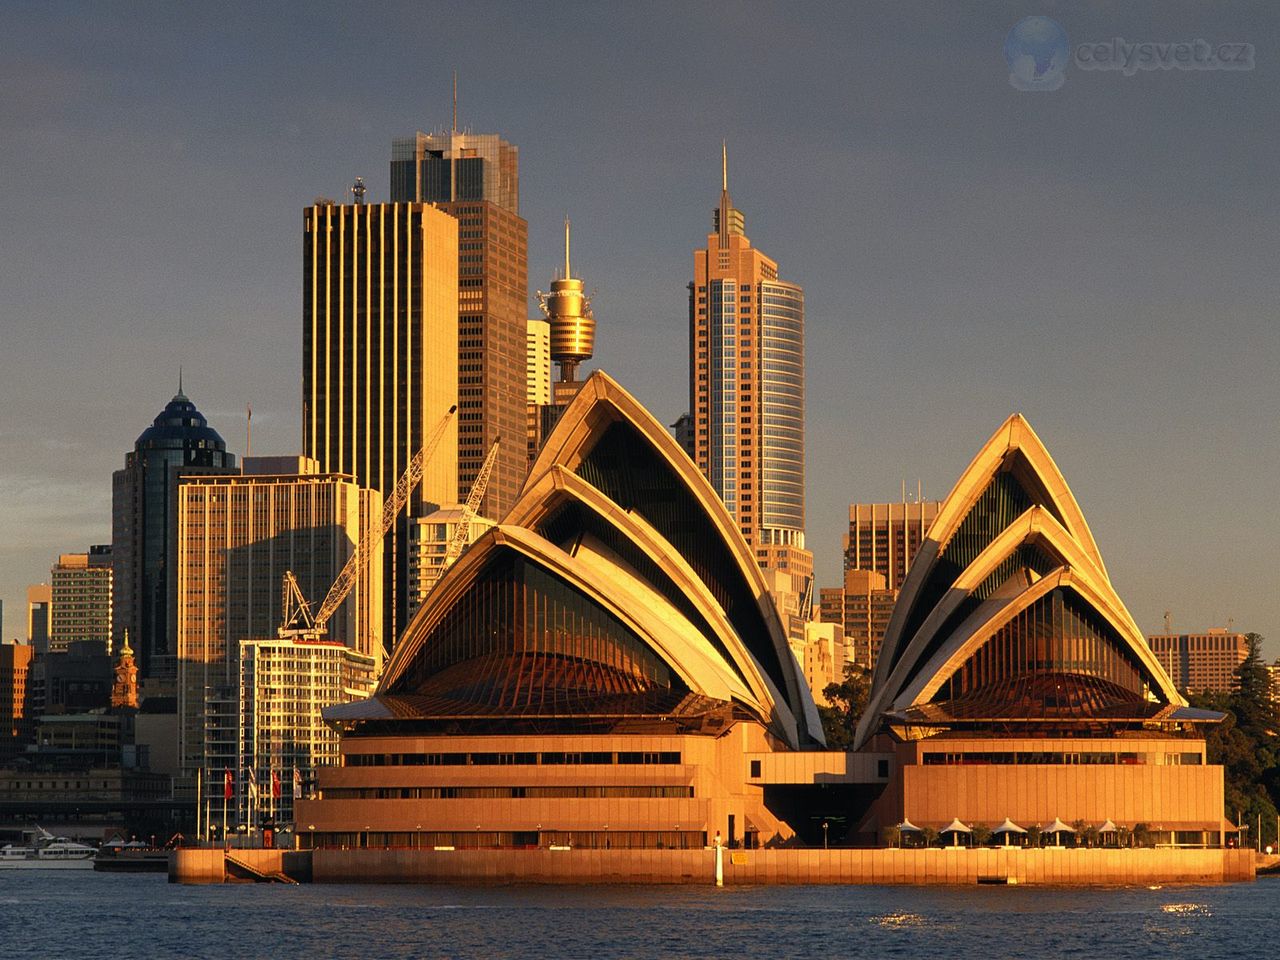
278 404 456 639
438 437 500 575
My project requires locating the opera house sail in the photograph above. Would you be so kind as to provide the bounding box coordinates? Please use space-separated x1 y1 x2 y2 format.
298 372 828 851
855 414 1228 846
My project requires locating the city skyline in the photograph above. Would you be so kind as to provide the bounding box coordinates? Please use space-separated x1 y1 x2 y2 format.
1 3 1277 657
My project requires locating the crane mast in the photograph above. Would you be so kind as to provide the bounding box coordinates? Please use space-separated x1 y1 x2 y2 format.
428 437 500 590
278 404 457 640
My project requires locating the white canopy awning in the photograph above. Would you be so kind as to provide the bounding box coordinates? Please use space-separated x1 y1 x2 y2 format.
1097 819 1118 833
941 818 971 834
992 818 1027 834
1044 818 1076 834
897 818 922 832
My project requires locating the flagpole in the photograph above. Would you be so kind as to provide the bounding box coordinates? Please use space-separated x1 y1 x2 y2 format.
195 767 203 843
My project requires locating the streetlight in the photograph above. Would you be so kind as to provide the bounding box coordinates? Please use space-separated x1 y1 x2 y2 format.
822 820 830 850
415 824 422 850
308 824 315 850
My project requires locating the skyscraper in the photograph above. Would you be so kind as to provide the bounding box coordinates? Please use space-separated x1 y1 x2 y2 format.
175 458 381 793
843 499 941 592
689 147 810 635
25 584 50 656
49 546 113 655
112 388 237 680
390 127 528 521
302 196 458 645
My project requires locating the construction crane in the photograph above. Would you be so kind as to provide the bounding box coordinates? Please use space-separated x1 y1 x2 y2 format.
798 574 815 623
425 437 501 591
278 404 457 640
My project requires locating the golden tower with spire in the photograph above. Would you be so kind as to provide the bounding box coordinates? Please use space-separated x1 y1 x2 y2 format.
111 630 139 710
538 218 595 399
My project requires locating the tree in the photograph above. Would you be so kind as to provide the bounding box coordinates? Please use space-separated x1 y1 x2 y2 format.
818 663 873 750
970 823 992 847
1025 825 1042 848
1133 823 1153 848
920 826 939 848
882 825 901 848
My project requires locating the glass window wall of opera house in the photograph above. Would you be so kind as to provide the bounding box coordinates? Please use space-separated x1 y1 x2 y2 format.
297 377 1228 852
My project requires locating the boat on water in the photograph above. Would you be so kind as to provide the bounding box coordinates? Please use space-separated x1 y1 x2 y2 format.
93 837 169 873
0 827 97 869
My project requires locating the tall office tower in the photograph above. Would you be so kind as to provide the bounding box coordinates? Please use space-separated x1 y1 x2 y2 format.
49 546 113 655
0 641 34 761
842 499 942 592
303 196 458 646
25 585 51 656
689 147 810 635
174 457 382 789
1146 629 1250 694
112 387 237 680
389 127 528 521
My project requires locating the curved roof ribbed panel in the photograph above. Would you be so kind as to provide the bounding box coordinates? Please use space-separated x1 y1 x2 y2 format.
504 464 800 744
521 371 821 747
854 414 1184 749
891 567 1183 712
382 525 767 718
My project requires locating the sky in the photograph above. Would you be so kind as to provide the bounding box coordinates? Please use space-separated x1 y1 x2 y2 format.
1 1 1277 656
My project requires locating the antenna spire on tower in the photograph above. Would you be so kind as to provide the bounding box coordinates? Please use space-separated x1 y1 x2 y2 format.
178 365 184 397
452 70 458 133
722 140 728 193
564 217 571 280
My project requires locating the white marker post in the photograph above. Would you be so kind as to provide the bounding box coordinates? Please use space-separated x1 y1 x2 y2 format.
714 830 723 887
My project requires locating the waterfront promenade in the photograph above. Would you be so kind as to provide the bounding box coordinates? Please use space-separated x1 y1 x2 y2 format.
171 846 1255 885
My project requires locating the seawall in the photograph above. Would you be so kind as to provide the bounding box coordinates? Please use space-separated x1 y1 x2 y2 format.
171 846 1255 885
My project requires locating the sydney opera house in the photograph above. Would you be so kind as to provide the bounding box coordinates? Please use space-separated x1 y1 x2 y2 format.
295 374 1228 854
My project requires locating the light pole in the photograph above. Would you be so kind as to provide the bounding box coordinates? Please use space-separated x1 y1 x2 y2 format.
822 820 829 850
308 824 315 850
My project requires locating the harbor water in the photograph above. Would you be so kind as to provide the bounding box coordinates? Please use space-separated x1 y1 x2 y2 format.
0 871 1274 959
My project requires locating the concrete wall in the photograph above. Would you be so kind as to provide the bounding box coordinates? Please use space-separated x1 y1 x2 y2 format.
306 846 1254 885
169 848 311 883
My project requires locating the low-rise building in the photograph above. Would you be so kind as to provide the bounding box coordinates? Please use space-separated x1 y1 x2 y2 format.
1146 630 1249 694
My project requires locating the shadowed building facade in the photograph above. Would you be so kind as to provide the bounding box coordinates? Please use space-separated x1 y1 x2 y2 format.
855 415 1228 846
112 389 238 680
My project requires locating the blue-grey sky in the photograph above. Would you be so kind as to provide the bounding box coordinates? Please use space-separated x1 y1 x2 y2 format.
1 1 1276 656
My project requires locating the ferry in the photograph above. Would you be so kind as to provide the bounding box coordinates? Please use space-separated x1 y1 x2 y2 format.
0 827 97 869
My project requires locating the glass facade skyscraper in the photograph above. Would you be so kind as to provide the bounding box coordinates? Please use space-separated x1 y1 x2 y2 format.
112 390 236 680
689 154 807 570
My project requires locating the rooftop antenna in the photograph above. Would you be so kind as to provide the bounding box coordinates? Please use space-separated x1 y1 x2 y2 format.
917 479 923 503
1163 610 1172 634
901 479 906 503
178 365 184 398
246 404 252 460
564 216 571 280
722 139 728 192
350 176 366 204
452 70 458 134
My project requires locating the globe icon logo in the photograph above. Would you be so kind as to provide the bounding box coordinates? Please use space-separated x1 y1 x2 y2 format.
1004 17 1070 91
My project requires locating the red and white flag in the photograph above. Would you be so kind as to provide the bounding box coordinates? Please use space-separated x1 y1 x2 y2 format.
247 767 259 802
292 766 303 797
223 769 233 800
271 769 282 800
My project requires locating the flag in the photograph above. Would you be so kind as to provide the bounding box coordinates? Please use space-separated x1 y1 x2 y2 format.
271 769 282 800
293 766 303 798
247 767 259 803
223 769 233 801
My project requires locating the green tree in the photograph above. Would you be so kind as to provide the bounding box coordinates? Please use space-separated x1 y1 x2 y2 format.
818 663 872 750
970 823 992 847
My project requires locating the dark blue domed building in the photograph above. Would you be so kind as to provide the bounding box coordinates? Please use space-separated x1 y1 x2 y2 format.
112 386 237 680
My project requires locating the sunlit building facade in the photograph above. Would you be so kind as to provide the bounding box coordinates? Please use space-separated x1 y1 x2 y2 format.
49 547 113 655
1146 630 1249 694
302 198 459 645
390 129 527 522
